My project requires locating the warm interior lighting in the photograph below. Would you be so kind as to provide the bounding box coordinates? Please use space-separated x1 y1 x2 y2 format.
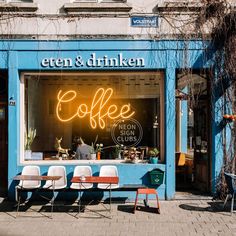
56 88 135 129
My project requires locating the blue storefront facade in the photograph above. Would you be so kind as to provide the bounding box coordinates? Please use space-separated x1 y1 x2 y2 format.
0 39 223 200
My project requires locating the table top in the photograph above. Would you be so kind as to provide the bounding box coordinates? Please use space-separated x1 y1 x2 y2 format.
71 176 119 184
13 175 62 181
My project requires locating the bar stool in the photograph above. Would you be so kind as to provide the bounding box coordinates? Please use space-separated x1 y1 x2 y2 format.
134 188 160 214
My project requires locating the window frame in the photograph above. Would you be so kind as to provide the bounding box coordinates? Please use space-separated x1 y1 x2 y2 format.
73 0 126 2
0 0 37 12
64 0 131 14
0 0 33 2
20 71 165 165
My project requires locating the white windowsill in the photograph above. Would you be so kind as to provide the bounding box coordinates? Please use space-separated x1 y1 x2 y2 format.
19 159 159 166
63 2 132 13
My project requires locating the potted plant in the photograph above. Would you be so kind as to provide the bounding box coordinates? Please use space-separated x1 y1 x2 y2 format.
123 147 140 163
95 143 103 160
90 135 98 160
24 128 36 159
90 147 97 160
114 144 124 159
149 148 159 164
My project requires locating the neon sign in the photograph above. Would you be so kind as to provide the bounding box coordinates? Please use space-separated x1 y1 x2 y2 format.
111 118 143 147
56 88 135 129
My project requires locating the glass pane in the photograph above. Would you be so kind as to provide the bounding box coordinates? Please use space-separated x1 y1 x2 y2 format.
24 72 162 161
10 0 33 2
74 0 125 2
0 108 5 120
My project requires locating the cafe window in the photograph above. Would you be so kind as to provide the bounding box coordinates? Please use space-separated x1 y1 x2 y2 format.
21 71 164 162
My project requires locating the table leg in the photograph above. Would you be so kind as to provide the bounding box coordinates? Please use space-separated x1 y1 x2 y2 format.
16 188 21 217
74 182 82 219
109 184 111 214
79 182 82 214
51 180 55 217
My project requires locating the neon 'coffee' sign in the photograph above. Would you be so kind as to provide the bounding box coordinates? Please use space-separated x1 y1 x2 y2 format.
56 88 135 129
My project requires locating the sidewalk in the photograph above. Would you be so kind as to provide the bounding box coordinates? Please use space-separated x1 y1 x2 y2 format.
0 193 235 236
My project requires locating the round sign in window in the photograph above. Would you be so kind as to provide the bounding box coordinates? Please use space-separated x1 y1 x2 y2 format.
111 118 143 147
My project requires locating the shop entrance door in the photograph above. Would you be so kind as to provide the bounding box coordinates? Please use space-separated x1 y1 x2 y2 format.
193 98 211 192
0 75 8 195
176 70 211 193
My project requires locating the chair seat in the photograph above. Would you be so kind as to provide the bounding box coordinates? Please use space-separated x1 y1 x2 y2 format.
43 183 67 190
97 165 119 190
97 183 119 189
137 188 157 195
16 184 41 189
70 183 93 190
134 188 160 214
43 166 67 190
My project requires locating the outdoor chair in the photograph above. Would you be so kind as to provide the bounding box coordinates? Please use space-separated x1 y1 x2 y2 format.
223 172 236 214
43 166 67 190
70 166 93 190
15 165 41 214
134 188 160 214
70 166 93 214
176 152 188 183
96 165 119 217
42 166 67 213
97 165 119 189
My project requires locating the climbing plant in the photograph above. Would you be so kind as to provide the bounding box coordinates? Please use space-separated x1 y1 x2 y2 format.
159 0 235 198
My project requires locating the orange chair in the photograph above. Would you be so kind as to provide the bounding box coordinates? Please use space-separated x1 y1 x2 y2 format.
176 152 187 182
134 188 160 214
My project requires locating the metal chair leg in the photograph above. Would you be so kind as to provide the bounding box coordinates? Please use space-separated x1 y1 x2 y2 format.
134 191 138 213
146 194 148 206
16 194 21 216
109 184 112 214
231 193 234 214
78 189 81 214
51 180 55 218
51 193 54 214
155 192 161 214
75 183 82 218
223 194 229 209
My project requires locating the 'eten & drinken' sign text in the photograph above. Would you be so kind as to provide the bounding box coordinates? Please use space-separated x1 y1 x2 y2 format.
41 53 145 68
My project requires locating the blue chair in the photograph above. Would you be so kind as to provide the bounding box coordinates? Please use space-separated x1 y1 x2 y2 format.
223 173 236 214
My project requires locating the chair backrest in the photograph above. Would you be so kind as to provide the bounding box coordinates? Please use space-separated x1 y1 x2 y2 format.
98 165 119 189
99 165 118 177
176 152 186 166
45 166 67 189
70 166 93 189
19 165 41 188
73 166 92 177
224 173 235 194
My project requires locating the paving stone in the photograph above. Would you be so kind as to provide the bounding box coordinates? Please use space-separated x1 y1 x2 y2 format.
0 196 236 236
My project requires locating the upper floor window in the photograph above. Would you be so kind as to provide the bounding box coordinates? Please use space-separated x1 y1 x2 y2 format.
74 0 126 2
0 0 33 2
64 0 131 13
0 0 37 11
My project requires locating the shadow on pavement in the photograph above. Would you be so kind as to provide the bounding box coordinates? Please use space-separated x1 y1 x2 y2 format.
179 201 234 215
117 204 160 214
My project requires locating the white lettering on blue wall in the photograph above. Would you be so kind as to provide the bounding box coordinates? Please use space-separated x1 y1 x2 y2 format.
41 58 72 67
41 53 145 68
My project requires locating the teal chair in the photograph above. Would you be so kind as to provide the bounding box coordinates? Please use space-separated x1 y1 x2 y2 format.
223 173 236 214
